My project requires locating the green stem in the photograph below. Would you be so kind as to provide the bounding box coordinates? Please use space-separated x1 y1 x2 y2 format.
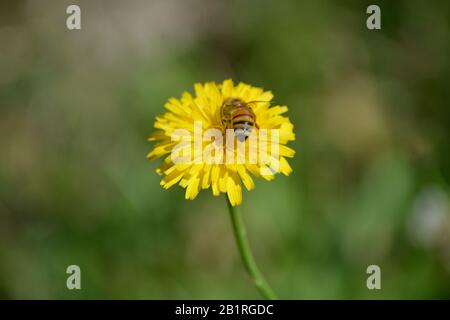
226 197 277 300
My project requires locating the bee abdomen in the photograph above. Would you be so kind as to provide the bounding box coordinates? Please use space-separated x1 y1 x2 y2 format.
233 120 254 128
232 111 255 122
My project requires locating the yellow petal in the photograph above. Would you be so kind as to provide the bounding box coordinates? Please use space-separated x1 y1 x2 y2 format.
279 145 296 158
237 165 255 191
161 170 186 189
226 172 242 206
185 176 200 200
221 79 234 98
279 157 293 176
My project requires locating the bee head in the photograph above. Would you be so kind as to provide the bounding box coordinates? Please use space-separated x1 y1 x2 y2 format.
224 97 245 108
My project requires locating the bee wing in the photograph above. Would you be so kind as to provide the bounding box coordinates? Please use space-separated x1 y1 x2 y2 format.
246 100 272 105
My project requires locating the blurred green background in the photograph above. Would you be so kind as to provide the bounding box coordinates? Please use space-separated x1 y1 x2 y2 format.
1 0 449 299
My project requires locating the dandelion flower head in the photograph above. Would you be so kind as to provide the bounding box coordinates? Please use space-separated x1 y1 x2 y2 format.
147 79 295 206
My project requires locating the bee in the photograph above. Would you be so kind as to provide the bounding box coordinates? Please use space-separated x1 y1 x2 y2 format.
220 97 261 141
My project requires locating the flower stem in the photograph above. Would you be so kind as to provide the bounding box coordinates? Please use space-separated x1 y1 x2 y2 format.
226 197 277 300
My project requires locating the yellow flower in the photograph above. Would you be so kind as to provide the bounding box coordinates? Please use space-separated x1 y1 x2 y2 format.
147 79 295 206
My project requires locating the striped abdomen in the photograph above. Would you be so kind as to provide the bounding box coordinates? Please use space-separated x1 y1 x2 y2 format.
220 98 258 140
230 107 256 132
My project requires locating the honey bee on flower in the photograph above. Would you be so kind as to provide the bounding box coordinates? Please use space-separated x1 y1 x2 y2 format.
147 79 295 206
